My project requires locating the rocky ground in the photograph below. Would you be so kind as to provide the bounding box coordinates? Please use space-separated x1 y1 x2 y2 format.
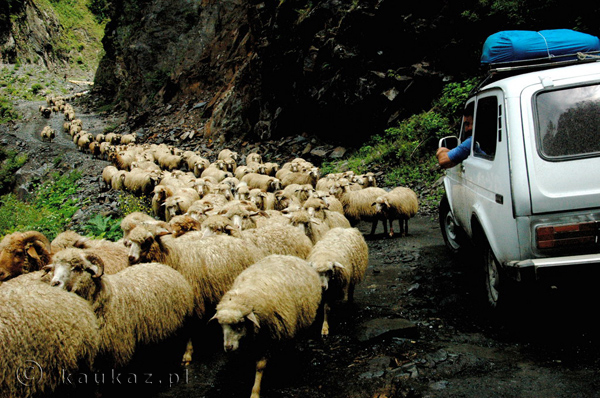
3 88 600 398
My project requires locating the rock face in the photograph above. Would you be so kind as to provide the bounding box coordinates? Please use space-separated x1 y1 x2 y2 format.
93 0 478 146
0 0 63 69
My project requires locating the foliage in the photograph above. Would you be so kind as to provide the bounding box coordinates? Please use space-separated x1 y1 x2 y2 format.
0 147 27 195
0 171 84 241
87 0 110 23
0 96 20 124
83 213 122 241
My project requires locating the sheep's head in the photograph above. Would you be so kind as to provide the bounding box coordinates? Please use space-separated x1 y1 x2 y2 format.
372 196 389 214
169 215 201 238
212 297 259 352
126 224 171 264
45 249 104 296
0 231 51 281
309 261 345 291
201 215 239 238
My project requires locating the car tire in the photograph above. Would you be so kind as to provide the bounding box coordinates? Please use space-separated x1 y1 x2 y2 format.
482 241 502 309
439 195 465 254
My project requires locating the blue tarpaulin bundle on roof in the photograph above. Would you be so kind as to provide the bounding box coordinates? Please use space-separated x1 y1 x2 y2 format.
481 29 600 65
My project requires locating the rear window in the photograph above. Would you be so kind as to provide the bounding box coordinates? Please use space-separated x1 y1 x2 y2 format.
536 84 600 158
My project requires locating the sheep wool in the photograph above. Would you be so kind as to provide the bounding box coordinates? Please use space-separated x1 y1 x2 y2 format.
0 271 100 398
213 254 322 398
308 227 369 336
47 249 194 368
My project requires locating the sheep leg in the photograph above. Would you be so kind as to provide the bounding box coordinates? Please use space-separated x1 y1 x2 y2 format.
251 357 268 398
389 219 395 238
321 302 330 337
181 338 194 366
348 283 355 303
369 219 378 235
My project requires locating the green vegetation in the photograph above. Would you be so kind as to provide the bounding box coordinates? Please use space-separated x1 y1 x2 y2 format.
36 0 106 73
0 147 28 195
0 168 153 242
321 78 479 202
0 171 83 241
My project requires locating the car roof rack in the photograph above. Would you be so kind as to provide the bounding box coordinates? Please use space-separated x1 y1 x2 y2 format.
472 51 600 95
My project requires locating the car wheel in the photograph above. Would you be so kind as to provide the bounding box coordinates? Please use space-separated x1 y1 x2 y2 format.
439 195 464 254
482 242 501 309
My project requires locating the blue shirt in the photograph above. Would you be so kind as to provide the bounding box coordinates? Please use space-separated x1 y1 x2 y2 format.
447 136 472 164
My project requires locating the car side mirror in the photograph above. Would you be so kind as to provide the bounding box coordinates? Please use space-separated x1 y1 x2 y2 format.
439 136 459 150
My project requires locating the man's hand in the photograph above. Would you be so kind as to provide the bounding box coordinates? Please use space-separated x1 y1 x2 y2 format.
436 147 457 169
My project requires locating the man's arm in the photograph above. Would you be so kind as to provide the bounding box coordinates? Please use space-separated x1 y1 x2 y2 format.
436 147 457 169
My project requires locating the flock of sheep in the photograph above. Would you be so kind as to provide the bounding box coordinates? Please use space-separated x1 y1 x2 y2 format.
0 94 420 398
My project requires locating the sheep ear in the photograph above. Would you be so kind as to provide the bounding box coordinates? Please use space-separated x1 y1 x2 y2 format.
247 311 260 329
208 314 219 324
332 261 345 270
82 253 105 278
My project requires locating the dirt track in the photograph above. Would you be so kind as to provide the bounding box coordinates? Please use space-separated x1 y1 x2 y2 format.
4 97 600 398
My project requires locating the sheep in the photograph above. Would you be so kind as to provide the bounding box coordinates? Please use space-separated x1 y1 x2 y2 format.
280 167 319 188
273 190 302 212
263 162 279 176
51 230 87 254
249 188 276 211
286 208 331 244
125 223 265 364
245 152 262 164
201 215 312 258
354 172 377 188
241 173 282 192
211 254 322 398
303 197 351 229
152 185 175 219
164 188 201 222
110 169 127 190
123 168 161 196
373 186 419 237
120 133 136 145
201 165 233 182
40 126 55 142
283 183 314 203
308 227 369 336
38 105 52 118
0 271 100 398
218 149 239 162
46 249 194 368
169 214 202 237
311 190 344 215
0 231 52 281
331 185 388 235
120 211 161 239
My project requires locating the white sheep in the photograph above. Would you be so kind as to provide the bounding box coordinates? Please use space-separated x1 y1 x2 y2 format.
331 185 388 235
286 208 330 244
125 223 265 364
0 271 100 398
211 254 322 398
218 149 239 162
46 248 194 368
308 227 369 336
40 126 56 142
373 186 419 237
241 173 282 192
280 167 319 188
164 188 201 222
123 168 162 196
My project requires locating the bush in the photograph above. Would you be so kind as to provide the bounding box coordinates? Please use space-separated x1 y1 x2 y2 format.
0 171 84 241
0 147 28 195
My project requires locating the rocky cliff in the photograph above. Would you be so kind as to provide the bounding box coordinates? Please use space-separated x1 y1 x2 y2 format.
94 0 484 147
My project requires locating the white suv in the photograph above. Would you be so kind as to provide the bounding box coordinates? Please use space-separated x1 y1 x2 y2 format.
439 56 600 308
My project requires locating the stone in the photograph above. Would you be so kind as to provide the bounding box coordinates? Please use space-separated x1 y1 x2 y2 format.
330 146 346 159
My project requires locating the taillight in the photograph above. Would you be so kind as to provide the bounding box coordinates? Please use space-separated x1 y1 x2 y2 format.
536 221 599 249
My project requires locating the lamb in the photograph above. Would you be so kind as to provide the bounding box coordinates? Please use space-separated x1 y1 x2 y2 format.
125 223 265 363
308 227 369 336
46 248 194 368
0 231 52 281
241 173 282 192
373 186 419 237
331 185 388 235
0 271 100 398
211 254 322 398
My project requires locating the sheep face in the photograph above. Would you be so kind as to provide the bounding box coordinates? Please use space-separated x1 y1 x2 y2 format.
310 261 345 291
46 250 104 291
0 232 51 281
214 307 259 352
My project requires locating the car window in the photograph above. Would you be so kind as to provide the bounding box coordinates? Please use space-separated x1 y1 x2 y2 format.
536 84 600 159
473 96 498 159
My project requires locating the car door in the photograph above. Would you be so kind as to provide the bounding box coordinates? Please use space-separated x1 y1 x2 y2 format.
450 90 519 262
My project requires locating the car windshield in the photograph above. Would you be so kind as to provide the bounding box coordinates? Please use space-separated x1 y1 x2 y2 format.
536 83 600 158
